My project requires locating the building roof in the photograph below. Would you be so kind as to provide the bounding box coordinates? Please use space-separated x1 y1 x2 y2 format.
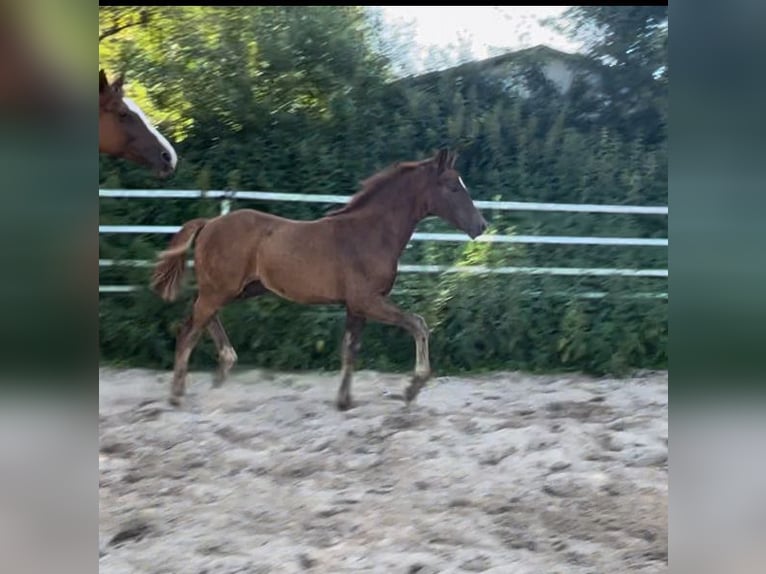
394 44 597 87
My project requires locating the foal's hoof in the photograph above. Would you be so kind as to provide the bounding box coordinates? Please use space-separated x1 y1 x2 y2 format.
168 394 183 407
404 385 420 405
213 368 232 388
404 372 429 404
336 396 353 411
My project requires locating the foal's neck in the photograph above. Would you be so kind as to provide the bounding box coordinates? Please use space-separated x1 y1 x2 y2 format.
351 181 429 259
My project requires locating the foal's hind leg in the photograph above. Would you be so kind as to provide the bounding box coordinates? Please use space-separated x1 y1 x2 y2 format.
207 280 269 388
206 281 269 389
207 315 237 388
336 311 366 411
170 296 219 406
353 297 431 405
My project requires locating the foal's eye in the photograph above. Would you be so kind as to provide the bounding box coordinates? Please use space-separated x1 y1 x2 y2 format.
118 110 129 120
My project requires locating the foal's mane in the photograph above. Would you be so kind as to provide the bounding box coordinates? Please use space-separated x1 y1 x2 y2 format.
326 158 432 217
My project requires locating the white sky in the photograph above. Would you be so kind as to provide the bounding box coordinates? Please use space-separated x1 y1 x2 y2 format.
378 6 580 65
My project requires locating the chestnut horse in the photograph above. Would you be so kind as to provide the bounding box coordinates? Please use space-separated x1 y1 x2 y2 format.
151 149 488 409
99 69 177 178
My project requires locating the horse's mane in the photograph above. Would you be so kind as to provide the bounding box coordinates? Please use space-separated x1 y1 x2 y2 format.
326 159 431 217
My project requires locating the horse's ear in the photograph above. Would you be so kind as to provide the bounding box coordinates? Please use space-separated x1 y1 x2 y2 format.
112 72 125 95
435 148 450 173
99 69 109 94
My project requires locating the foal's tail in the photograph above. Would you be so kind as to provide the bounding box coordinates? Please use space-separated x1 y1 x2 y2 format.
151 218 208 302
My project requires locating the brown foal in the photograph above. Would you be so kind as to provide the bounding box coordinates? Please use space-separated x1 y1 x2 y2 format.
152 148 488 409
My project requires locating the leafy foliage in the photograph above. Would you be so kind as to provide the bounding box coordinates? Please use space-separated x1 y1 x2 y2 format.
99 7 667 377
552 6 668 145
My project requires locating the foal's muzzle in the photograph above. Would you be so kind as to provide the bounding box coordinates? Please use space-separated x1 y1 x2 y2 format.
467 215 489 239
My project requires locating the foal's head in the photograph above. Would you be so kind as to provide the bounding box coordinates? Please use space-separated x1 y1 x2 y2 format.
98 69 177 178
421 148 488 239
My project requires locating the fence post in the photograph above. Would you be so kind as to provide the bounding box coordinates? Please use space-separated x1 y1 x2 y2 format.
221 199 231 215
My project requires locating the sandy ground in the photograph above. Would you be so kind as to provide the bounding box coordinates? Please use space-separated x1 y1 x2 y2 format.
99 366 667 574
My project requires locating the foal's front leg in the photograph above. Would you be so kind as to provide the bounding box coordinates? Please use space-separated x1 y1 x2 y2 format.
352 297 431 405
336 311 366 411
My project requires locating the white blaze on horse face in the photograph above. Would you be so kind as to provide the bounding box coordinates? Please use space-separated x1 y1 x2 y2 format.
458 176 468 191
122 97 178 169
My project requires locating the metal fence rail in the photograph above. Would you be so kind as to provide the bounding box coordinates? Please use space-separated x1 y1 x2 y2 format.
99 189 669 215
98 284 667 300
99 258 668 277
98 225 667 247
99 188 668 295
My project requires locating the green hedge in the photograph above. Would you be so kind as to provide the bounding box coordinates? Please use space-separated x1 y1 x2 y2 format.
98 240 667 377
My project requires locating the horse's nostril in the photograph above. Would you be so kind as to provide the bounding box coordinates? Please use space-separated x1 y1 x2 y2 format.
161 151 171 163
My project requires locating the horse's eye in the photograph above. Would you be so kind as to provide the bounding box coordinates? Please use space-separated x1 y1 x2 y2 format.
118 110 129 120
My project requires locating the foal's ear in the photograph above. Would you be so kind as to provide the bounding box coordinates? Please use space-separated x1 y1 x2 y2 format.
435 148 450 173
448 150 459 168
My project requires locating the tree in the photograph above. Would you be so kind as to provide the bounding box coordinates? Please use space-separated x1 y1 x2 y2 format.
549 6 668 145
